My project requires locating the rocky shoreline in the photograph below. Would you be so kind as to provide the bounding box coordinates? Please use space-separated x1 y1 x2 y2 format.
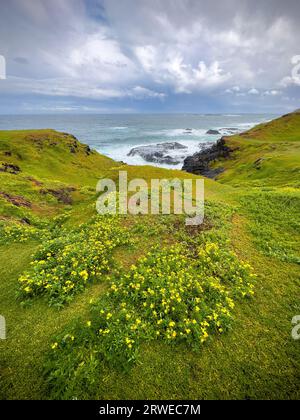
127 141 188 165
127 137 232 177
125 123 243 175
182 137 232 178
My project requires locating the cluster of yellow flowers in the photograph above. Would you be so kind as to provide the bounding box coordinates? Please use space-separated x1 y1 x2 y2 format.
197 242 256 299
81 242 255 359
0 213 70 245
18 215 130 306
46 241 256 400
1 222 40 243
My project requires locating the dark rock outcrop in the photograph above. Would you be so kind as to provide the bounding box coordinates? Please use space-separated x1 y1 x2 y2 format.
206 128 240 135
0 163 21 174
206 129 221 135
20 217 31 225
182 137 231 178
69 140 79 154
253 157 264 170
219 127 240 134
128 142 188 165
85 145 92 156
0 191 31 208
40 187 76 205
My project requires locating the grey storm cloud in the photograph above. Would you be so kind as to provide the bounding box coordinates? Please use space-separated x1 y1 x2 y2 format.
0 0 299 112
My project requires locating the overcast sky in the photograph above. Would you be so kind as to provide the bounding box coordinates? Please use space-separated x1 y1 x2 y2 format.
0 0 299 114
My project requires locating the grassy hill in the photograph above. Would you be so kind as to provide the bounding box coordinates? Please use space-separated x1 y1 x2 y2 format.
0 113 299 400
211 110 300 187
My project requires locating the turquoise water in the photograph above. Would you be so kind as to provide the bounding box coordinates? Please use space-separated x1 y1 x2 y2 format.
0 113 276 168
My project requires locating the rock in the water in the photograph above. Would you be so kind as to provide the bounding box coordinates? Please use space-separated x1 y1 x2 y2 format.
128 142 188 165
182 137 231 178
206 129 221 135
219 127 240 135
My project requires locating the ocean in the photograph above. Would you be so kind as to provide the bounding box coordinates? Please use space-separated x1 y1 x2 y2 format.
0 113 277 169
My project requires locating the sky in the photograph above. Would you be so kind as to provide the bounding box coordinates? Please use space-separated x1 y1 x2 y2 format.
0 0 299 114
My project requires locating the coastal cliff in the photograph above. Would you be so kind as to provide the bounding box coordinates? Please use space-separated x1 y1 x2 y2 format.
182 137 232 178
183 110 300 186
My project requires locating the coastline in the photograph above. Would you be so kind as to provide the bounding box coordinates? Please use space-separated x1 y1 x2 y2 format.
0 113 274 169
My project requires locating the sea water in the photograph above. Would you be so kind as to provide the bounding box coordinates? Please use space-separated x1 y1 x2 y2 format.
0 113 277 169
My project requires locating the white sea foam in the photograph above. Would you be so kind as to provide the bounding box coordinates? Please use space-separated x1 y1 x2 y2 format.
98 138 213 169
222 114 242 117
235 122 259 128
109 126 128 130
95 118 273 168
147 128 207 137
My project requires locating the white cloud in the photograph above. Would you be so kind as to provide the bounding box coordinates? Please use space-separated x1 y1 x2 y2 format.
129 86 166 99
135 45 231 93
225 86 241 94
1 76 165 101
264 89 281 96
280 55 300 87
248 88 259 95
67 34 138 83
0 0 300 110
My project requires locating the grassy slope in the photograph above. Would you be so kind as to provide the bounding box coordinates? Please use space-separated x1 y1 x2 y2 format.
0 130 116 223
0 129 115 184
0 115 299 400
213 110 300 187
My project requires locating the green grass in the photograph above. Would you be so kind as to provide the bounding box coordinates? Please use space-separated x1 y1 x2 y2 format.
1 212 299 400
0 113 300 400
213 111 300 187
0 129 115 184
239 189 300 264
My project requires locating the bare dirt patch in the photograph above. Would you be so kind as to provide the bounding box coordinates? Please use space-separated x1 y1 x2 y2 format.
39 187 76 205
0 192 31 208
